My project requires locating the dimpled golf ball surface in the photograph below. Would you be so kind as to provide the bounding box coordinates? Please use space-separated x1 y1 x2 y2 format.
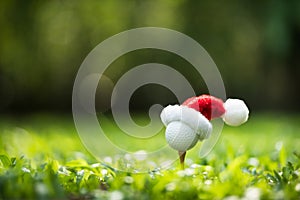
165 121 199 152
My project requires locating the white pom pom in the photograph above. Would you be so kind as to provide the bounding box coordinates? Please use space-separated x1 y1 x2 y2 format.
222 98 249 126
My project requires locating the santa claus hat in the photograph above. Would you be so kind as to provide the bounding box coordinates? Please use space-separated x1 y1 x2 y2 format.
182 94 249 126
160 95 249 151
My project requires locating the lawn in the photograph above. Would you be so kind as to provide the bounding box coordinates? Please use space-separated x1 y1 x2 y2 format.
0 113 300 199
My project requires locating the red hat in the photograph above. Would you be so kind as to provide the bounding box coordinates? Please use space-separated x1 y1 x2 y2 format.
160 94 249 152
182 94 249 126
182 94 225 120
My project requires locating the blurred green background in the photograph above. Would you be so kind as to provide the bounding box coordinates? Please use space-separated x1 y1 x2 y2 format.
0 0 300 113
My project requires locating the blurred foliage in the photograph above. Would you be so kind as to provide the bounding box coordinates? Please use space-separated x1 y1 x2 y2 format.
0 114 300 199
0 0 300 112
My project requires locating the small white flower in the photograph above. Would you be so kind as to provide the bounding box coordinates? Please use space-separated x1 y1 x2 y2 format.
77 169 84 176
124 176 134 184
133 150 147 161
244 187 261 200
110 191 123 200
204 180 212 185
176 168 195 177
184 168 196 176
101 169 108 176
21 167 30 173
91 163 101 168
124 154 132 160
103 156 113 164
165 182 176 191
190 163 201 169
248 157 259 167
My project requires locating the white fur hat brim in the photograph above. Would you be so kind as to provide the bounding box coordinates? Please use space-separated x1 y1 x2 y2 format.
160 105 212 151
161 105 212 139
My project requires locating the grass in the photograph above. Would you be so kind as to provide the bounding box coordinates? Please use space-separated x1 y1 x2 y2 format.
0 112 300 199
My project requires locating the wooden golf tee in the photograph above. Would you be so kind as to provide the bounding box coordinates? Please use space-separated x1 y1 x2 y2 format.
178 151 186 169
